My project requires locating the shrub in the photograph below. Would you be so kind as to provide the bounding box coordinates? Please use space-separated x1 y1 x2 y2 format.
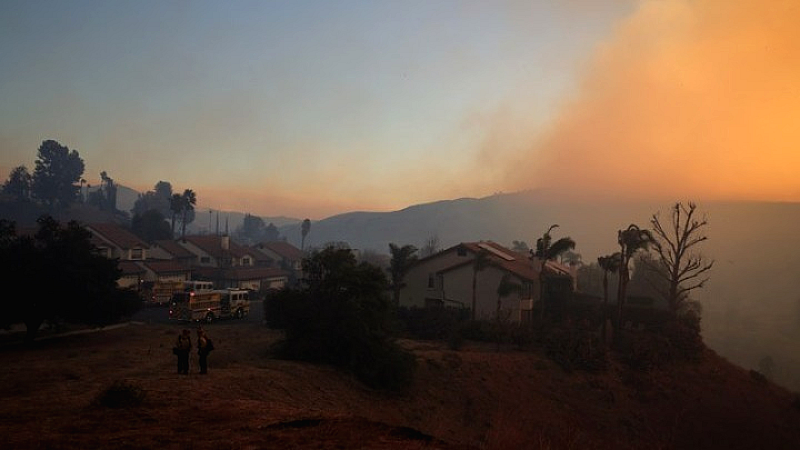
271 247 416 391
93 380 146 408
544 324 607 372
394 306 469 341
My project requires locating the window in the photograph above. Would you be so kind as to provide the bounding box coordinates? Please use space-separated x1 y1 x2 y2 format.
242 257 251 266
427 273 435 289
200 256 210 264
457 247 467 257
130 248 143 260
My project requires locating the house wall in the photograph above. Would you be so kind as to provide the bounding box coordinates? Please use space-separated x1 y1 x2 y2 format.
399 249 474 309
399 248 540 323
177 241 216 267
439 265 527 321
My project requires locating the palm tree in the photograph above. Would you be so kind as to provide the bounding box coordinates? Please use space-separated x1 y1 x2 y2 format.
616 224 653 328
301 219 311 251
169 193 183 236
471 249 491 320
180 189 196 239
388 243 418 306
532 225 576 320
597 252 621 343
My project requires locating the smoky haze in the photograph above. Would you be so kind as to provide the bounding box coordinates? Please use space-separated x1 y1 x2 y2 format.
504 0 800 202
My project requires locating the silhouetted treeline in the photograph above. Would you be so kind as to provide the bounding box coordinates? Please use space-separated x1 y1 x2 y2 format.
0 216 140 343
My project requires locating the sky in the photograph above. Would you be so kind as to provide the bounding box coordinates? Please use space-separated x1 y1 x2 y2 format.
1 0 798 219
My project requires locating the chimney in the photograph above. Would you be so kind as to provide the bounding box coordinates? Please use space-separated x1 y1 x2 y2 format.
221 235 230 250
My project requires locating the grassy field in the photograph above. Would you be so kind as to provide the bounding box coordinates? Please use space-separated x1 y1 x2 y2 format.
2 318 800 449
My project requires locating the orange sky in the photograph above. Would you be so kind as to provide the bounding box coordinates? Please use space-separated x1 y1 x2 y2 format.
2 1 798 219
505 0 800 204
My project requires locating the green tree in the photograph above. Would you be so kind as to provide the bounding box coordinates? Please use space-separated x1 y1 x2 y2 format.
236 213 267 245
169 193 182 235
0 216 139 342
388 243 418 306
264 222 280 241
616 224 653 327
131 209 172 243
31 140 85 209
266 246 415 390
133 181 173 218
179 189 196 238
2 165 32 201
649 202 714 314
597 253 621 343
533 225 576 320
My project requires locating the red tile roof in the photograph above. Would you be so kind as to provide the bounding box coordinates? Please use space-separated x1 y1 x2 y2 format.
181 235 251 258
117 260 146 276
86 223 149 250
256 241 303 261
153 240 196 259
435 241 572 282
140 260 192 275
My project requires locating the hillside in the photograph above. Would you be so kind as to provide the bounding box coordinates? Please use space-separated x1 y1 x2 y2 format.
278 192 800 394
1 318 799 449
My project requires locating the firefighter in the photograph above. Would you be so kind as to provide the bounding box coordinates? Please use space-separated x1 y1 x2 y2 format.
174 329 192 375
197 327 213 374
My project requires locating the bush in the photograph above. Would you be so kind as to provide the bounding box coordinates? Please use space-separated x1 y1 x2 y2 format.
544 324 607 372
394 306 469 341
93 380 146 408
270 247 416 391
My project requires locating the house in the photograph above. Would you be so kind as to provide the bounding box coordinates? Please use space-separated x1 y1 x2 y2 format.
116 260 146 290
136 259 192 285
176 234 288 292
398 241 573 323
85 223 149 261
148 239 197 268
177 234 258 268
251 241 304 281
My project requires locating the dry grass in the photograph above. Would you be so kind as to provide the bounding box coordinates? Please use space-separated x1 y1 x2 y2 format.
1 320 800 449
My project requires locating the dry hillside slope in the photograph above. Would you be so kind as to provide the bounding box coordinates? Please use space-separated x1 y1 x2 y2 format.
1 320 799 449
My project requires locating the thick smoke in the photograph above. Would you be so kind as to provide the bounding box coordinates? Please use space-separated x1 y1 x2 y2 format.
515 0 800 202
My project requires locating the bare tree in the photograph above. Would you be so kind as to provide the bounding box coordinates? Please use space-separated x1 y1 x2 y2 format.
649 202 714 314
420 234 440 257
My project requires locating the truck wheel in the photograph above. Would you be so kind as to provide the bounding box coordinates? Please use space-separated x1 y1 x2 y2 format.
204 313 214 324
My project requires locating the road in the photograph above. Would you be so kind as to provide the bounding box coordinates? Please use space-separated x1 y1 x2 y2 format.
132 298 265 326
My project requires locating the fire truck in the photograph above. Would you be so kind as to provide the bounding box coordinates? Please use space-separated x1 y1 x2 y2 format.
169 288 250 323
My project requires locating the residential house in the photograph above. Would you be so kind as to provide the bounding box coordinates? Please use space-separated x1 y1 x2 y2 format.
85 223 152 291
177 234 288 292
137 259 192 285
398 241 573 323
252 241 304 281
85 222 149 261
148 239 197 268
116 261 146 290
